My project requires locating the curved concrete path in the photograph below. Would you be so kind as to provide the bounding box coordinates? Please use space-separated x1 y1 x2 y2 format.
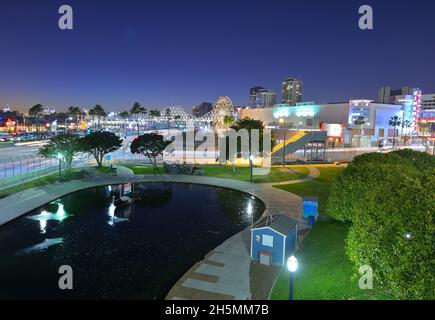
0 165 318 300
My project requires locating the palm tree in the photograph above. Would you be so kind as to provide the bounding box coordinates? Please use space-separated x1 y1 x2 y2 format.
401 120 412 145
130 102 146 135
149 109 161 118
389 116 401 148
88 108 96 130
352 116 366 147
119 111 130 136
67 106 81 131
164 108 172 130
223 115 235 130
91 104 106 130
28 104 45 132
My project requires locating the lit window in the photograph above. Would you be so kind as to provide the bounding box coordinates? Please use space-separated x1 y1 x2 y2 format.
262 235 274 247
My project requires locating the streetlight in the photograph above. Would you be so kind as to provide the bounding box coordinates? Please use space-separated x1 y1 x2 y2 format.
249 154 254 182
57 153 63 181
287 255 298 300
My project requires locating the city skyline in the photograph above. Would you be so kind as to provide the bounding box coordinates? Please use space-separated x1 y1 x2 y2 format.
1 0 435 112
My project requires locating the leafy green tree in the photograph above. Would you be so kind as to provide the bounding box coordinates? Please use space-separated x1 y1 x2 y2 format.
130 133 170 173
390 149 435 170
327 150 434 221
389 116 401 148
231 117 271 157
346 167 434 299
80 131 123 167
38 133 82 171
130 102 146 135
326 150 435 299
149 109 161 117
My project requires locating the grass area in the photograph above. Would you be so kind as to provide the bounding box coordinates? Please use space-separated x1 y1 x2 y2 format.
95 166 116 174
203 165 309 183
271 220 391 300
121 163 163 174
0 169 87 199
271 165 391 299
120 163 309 183
0 141 14 147
273 167 344 214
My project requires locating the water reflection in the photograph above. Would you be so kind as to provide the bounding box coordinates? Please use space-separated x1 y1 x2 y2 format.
27 201 69 234
15 238 64 256
107 196 129 226
0 182 264 299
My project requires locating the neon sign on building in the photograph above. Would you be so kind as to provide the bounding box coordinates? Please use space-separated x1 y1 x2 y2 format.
273 104 319 119
412 89 422 133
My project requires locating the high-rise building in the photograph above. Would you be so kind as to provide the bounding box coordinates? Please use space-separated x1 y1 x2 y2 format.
192 102 213 117
248 87 276 108
257 89 276 108
281 78 302 105
248 86 264 107
377 86 413 104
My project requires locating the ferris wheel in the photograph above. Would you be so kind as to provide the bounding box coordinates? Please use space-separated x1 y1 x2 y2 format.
211 96 235 130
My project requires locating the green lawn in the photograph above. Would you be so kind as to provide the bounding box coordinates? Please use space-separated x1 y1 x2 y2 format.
271 221 391 300
273 167 344 214
203 165 309 183
271 166 392 300
0 170 87 199
0 141 14 147
95 166 116 174
121 164 163 174
121 163 309 183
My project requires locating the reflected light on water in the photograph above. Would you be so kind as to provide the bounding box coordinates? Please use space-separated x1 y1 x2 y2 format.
246 201 253 217
27 201 69 233
39 219 47 234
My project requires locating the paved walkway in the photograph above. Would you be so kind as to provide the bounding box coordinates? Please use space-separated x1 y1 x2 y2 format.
0 165 322 300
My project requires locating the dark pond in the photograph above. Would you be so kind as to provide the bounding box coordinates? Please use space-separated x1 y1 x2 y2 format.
0 182 264 299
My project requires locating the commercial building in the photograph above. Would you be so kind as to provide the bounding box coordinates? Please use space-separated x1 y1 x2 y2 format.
248 86 264 107
239 100 403 147
281 78 302 105
192 102 213 117
377 86 413 104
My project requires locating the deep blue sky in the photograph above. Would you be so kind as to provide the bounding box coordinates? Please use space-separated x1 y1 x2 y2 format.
1 0 434 112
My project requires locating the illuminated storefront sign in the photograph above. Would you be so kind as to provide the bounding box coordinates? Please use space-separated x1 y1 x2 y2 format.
273 107 290 118
320 122 344 138
412 88 422 133
348 100 371 125
273 104 319 119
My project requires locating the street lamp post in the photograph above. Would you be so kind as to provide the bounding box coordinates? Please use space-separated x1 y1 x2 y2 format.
57 153 63 181
282 129 286 167
249 154 254 182
287 255 298 300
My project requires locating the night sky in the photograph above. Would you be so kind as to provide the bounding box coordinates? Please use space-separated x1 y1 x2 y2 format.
1 0 434 112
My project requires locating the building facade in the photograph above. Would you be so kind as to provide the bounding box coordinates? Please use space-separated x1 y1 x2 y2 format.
377 86 413 104
281 78 302 105
248 87 276 108
239 100 403 147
